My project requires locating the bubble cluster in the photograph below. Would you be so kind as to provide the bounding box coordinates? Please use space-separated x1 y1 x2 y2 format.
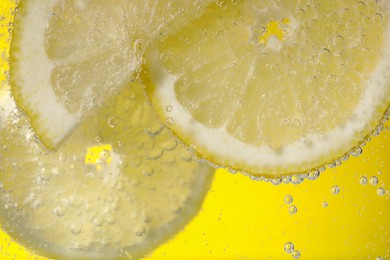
284 242 301 259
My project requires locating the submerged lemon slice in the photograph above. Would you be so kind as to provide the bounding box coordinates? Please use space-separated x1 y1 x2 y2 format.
145 0 390 176
10 0 212 148
0 83 213 259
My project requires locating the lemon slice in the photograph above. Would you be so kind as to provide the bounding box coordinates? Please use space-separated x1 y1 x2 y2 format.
0 83 213 259
144 0 390 176
10 0 212 149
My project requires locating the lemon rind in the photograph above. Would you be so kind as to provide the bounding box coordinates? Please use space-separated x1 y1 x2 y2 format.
10 0 79 149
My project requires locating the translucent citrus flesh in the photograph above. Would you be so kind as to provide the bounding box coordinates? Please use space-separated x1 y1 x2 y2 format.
0 83 213 259
145 0 390 176
10 0 212 148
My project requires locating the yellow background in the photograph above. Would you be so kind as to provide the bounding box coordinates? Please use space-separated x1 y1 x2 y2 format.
0 1 389 259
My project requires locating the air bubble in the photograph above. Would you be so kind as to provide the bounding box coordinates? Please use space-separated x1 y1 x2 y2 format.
100 149 110 162
131 159 142 168
355 1 366 14
145 123 163 136
294 8 305 19
160 54 168 63
228 168 238 174
292 250 301 259
331 185 340 194
284 242 294 253
372 123 384 136
107 117 118 128
328 161 337 168
215 0 228 9
341 154 349 161
147 148 163 160
349 146 363 157
322 201 328 208
133 38 146 52
370 176 378 186
284 195 293 204
377 188 385 196
271 178 282 185
360 176 368 185
373 13 383 23
282 176 292 183
318 48 331 63
166 117 174 126
95 136 103 143
250 175 264 181
291 175 304 184
163 140 177 151
166 105 173 112
157 22 170 37
318 166 326 172
181 150 193 161
215 30 224 40
70 224 81 235
64 90 77 102
308 170 320 180
288 205 297 215
142 166 154 177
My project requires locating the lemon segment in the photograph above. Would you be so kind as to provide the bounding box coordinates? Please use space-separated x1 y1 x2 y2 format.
145 1 390 176
0 82 214 259
10 0 213 149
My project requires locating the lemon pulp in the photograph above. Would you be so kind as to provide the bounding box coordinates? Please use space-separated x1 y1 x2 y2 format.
0 82 213 259
10 0 212 148
145 0 390 176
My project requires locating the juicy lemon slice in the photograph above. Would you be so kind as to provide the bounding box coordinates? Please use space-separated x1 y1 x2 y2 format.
10 0 212 149
144 0 390 176
0 82 213 259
